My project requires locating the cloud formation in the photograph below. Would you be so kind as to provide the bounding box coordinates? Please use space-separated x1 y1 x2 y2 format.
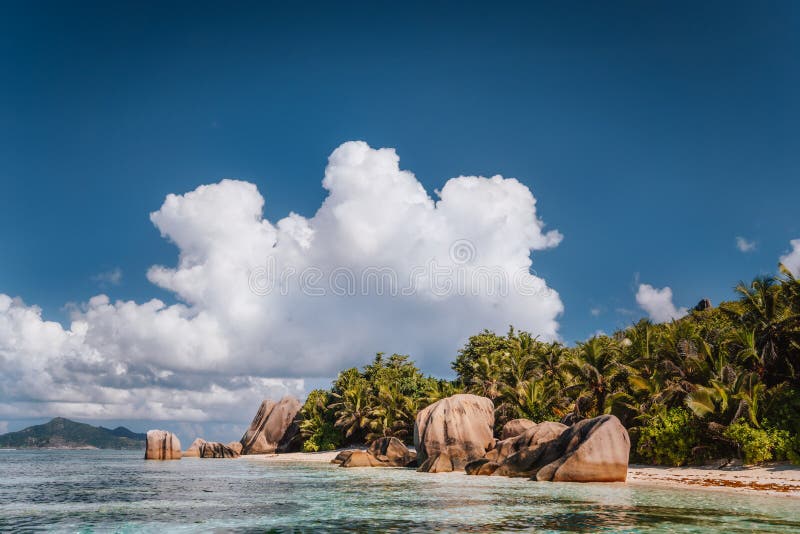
0 141 563 435
635 283 688 323
780 239 800 277
735 236 756 253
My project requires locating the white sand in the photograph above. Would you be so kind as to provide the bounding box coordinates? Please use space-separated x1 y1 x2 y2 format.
242 449 344 463
627 463 800 497
244 451 800 497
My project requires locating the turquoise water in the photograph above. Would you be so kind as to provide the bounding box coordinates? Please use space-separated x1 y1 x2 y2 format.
1 450 798 532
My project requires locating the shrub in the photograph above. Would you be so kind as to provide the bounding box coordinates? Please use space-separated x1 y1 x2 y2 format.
764 387 800 435
636 408 698 466
299 389 342 452
301 421 341 452
723 420 793 464
784 434 800 465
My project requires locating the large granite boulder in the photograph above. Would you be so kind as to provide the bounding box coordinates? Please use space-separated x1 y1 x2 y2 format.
500 419 536 440
465 458 497 475
367 437 417 467
144 430 181 460
240 396 301 454
414 394 494 473
182 438 206 458
485 421 568 464
341 450 383 467
694 298 712 312
227 441 243 455
331 449 356 465
199 441 240 458
337 437 417 468
489 415 629 482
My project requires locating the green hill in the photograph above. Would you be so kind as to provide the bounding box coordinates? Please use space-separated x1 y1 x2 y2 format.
0 417 146 449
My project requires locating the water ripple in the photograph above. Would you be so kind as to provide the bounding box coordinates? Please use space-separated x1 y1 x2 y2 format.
0 450 798 533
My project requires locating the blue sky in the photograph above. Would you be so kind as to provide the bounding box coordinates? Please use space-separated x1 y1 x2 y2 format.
1 2 799 438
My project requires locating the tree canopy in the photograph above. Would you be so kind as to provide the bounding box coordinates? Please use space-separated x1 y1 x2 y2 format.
298 268 800 465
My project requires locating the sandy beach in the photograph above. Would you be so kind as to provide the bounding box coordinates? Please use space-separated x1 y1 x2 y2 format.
243 451 800 497
627 463 800 497
243 450 344 463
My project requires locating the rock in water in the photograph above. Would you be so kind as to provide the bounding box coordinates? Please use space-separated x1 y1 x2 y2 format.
331 450 355 465
492 415 629 482
338 437 417 468
144 430 181 460
240 396 301 454
227 441 243 455
341 450 382 467
500 419 536 440
367 437 417 467
182 438 206 457
199 441 240 458
414 394 494 472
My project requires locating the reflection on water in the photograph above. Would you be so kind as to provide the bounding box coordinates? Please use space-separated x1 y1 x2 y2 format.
0 450 798 532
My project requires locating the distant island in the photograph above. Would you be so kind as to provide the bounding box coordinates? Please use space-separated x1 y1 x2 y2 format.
0 417 146 449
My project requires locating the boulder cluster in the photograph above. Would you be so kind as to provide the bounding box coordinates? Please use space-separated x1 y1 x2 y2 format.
465 415 629 481
144 395 301 460
331 393 630 483
145 392 630 483
333 437 417 468
182 438 243 458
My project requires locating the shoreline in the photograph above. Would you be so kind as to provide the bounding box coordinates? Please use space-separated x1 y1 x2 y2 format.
627 463 800 498
242 450 800 497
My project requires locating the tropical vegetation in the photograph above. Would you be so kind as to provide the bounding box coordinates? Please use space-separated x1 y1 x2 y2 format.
298 268 800 466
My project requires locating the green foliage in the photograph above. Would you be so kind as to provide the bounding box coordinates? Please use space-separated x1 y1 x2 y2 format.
636 408 698 466
723 420 792 464
299 389 341 451
784 434 800 465
564 336 624 418
297 354 452 448
295 271 800 465
301 420 341 452
452 329 514 387
763 386 800 435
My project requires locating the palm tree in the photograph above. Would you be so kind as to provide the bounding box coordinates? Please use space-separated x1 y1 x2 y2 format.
330 375 374 442
626 368 685 419
535 342 569 387
499 378 565 422
424 379 463 404
564 336 623 418
468 354 504 401
367 380 415 441
728 276 800 383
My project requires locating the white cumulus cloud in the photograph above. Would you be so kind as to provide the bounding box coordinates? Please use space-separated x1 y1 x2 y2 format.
635 283 688 323
780 239 800 277
0 141 564 438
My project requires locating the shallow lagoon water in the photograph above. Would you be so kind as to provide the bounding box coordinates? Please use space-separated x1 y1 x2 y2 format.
1 450 798 532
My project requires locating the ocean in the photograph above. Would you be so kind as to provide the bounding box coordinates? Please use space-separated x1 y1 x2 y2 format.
1 449 798 532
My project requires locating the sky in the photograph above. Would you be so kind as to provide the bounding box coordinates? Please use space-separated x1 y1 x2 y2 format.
1 1 799 442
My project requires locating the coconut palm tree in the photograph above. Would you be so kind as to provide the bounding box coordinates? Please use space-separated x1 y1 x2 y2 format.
330 375 374 442
367 380 415 441
728 276 800 383
468 354 504 401
564 336 624 418
499 378 565 422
